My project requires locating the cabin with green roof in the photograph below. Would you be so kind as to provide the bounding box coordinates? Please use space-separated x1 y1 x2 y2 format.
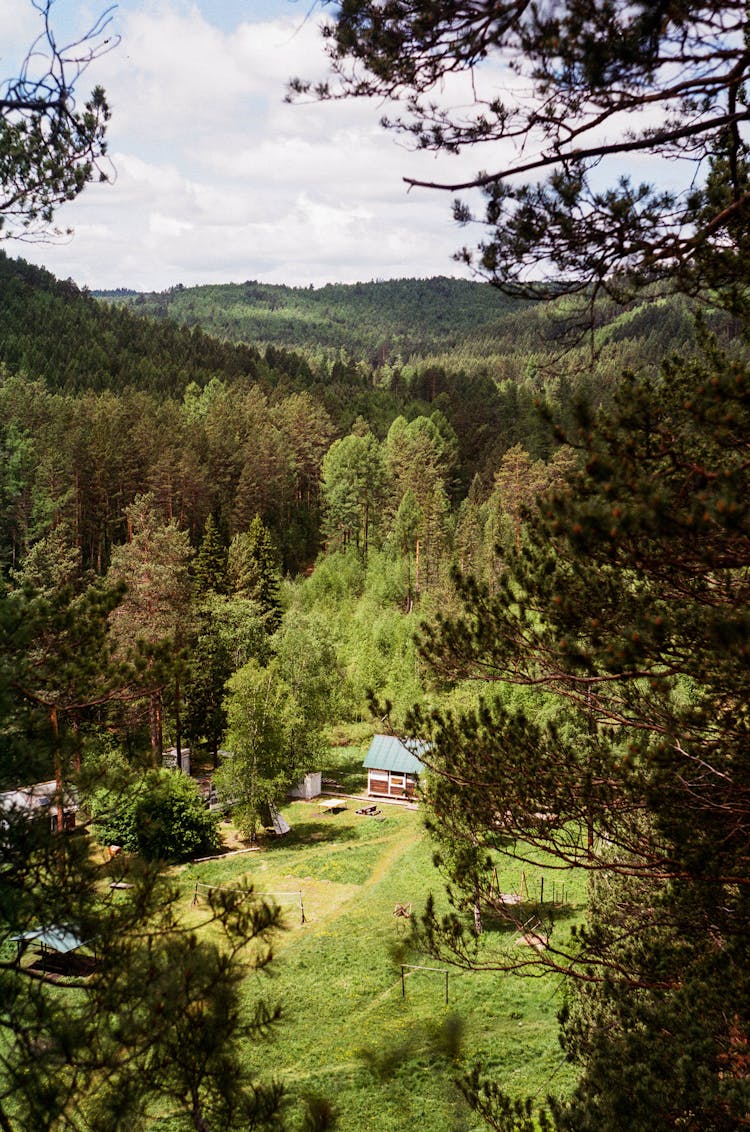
363 734 426 800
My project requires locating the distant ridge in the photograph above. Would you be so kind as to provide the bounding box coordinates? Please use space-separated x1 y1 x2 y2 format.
0 251 718 406
94 275 534 363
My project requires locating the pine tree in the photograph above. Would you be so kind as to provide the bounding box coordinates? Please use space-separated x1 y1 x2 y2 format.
227 516 283 634
0 1 111 241
299 2 750 312
107 494 194 763
411 338 750 1129
193 513 228 597
0 588 285 1132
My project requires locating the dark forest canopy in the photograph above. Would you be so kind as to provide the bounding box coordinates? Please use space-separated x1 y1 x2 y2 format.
2 251 731 410
0 252 263 398
0 248 739 580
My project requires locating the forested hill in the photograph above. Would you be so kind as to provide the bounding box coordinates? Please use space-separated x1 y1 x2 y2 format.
96 275 531 362
96 272 728 378
0 249 735 574
0 251 717 406
0 251 267 397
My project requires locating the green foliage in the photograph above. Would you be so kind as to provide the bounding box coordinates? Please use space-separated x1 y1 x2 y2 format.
321 429 388 558
102 275 526 363
304 2 750 313
193 513 228 596
89 765 219 862
274 610 344 740
0 255 726 591
286 547 426 726
0 3 111 240
183 592 269 764
0 253 264 398
228 516 283 632
412 338 750 1128
216 658 307 839
0 591 284 1132
295 549 366 609
107 494 194 760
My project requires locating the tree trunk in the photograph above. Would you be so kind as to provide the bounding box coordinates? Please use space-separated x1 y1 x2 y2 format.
50 705 65 834
72 712 81 773
149 691 163 766
174 672 182 771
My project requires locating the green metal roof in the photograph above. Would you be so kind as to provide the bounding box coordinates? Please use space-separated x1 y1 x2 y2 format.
363 735 426 775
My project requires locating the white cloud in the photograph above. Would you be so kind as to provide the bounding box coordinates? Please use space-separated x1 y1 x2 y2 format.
3 0 512 289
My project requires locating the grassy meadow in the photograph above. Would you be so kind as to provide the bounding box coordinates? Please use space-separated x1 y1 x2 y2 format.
173 747 586 1131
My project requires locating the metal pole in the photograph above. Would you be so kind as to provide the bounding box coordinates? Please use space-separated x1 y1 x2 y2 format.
401 965 406 998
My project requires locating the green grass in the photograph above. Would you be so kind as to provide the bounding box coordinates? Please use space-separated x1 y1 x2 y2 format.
179 792 586 1131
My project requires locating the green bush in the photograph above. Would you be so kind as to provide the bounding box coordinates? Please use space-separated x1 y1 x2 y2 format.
91 768 219 862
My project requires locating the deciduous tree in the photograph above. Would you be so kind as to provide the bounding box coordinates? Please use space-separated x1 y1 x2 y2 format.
215 658 305 841
321 427 388 559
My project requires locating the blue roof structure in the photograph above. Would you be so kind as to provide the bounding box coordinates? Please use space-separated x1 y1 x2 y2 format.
12 926 85 954
363 734 427 775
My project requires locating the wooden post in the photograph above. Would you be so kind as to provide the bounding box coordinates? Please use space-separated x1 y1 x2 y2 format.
401 965 406 998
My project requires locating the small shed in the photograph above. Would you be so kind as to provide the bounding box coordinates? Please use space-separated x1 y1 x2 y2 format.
0 780 78 832
163 746 191 775
288 771 322 801
363 735 426 800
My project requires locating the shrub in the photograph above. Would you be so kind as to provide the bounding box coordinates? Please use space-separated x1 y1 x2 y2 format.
91 768 219 862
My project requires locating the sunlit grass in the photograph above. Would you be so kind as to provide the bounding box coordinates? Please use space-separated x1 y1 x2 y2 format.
176 788 585 1131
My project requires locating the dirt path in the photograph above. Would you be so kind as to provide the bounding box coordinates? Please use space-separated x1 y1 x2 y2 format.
283 819 424 939
269 823 422 1086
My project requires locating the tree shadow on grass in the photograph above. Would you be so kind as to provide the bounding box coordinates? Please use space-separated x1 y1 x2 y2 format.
480 899 581 938
265 819 360 853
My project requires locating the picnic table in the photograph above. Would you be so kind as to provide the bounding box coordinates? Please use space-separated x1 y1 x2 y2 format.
319 798 347 814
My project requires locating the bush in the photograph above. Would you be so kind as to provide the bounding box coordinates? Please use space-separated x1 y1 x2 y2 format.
91 768 219 862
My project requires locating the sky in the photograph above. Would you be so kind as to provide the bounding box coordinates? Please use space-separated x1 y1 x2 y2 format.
3 0 507 292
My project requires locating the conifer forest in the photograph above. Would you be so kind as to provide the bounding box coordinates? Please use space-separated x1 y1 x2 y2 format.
2 2 750 1130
